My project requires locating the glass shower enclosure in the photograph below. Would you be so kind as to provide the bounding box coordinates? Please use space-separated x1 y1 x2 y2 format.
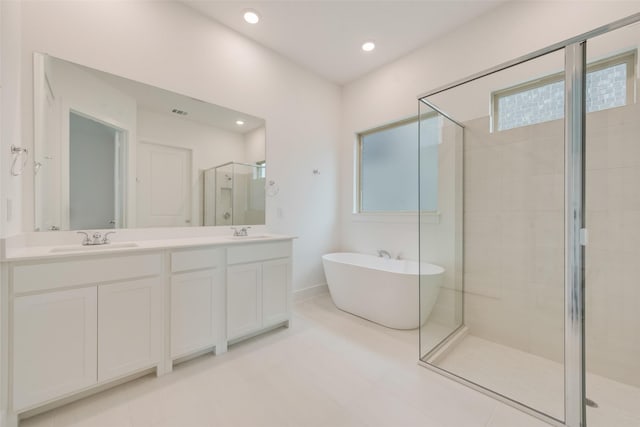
203 161 266 226
418 13 640 427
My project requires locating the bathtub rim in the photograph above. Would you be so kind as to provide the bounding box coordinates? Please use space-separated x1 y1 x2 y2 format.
321 252 444 277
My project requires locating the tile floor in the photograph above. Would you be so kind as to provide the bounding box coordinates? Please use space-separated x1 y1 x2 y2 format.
21 294 548 427
434 335 640 427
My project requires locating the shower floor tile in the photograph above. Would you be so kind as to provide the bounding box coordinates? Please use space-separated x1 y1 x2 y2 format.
434 334 640 426
20 294 546 427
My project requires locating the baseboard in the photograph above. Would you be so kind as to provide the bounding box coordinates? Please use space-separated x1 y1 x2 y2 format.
293 283 329 302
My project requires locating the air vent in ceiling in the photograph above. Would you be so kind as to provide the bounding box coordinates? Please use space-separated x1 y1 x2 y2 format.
171 108 188 116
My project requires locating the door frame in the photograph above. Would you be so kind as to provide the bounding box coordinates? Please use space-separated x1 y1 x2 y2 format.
64 107 128 230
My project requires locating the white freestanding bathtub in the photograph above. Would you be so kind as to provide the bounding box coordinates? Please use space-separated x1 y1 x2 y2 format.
321 252 444 330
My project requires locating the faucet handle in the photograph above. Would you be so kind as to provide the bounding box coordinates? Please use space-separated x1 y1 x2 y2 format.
231 226 251 236
103 231 116 244
77 231 90 245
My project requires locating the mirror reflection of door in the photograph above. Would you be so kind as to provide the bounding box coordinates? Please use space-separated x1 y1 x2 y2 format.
69 112 124 230
136 142 192 227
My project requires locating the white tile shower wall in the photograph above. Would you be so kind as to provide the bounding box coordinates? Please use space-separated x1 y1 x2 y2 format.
463 101 640 388
585 101 640 387
462 115 566 364
14 1 341 291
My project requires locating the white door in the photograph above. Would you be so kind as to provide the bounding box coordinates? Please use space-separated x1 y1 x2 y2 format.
137 142 192 227
262 259 291 327
227 263 262 340
171 269 220 358
98 277 161 382
13 287 98 411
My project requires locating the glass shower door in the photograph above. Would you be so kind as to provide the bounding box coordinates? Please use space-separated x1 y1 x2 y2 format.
419 49 567 422
584 22 640 427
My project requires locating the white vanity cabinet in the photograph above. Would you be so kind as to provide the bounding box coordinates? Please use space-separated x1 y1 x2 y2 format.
10 253 162 411
3 235 294 423
13 287 98 411
227 241 292 341
227 263 262 339
170 247 225 359
98 276 161 381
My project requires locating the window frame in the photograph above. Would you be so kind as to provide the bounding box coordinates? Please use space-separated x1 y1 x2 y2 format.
355 114 440 216
491 50 636 132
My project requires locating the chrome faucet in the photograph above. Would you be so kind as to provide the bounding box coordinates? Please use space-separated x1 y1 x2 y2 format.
377 249 392 259
77 232 91 245
77 231 115 246
231 226 251 237
103 231 116 244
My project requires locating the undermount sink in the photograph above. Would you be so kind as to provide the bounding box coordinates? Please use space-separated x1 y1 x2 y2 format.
225 235 271 240
49 242 140 253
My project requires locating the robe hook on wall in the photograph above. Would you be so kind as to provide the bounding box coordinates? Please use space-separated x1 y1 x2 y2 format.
10 145 29 176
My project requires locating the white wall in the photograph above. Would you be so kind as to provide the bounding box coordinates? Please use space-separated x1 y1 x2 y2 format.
1 0 22 238
244 126 266 164
16 1 341 291
340 1 640 262
0 2 22 424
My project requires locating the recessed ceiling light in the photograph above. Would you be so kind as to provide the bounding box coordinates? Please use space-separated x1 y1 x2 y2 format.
361 41 376 52
236 120 245 126
243 10 260 24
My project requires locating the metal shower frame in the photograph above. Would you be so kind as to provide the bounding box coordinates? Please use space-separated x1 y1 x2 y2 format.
417 12 640 427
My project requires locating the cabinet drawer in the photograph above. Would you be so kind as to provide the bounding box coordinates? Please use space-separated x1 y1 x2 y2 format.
227 241 291 265
13 253 162 294
171 247 224 273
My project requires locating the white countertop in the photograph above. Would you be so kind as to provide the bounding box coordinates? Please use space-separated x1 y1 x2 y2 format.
2 233 295 262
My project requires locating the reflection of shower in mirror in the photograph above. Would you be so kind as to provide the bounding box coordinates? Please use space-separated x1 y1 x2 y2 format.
203 161 266 226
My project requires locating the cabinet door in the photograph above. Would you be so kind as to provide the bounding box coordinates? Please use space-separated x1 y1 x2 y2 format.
227 263 261 340
171 269 220 358
13 287 97 411
262 259 291 327
98 277 161 382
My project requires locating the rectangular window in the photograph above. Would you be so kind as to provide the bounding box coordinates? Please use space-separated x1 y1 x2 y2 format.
493 51 635 131
254 160 266 179
357 115 440 213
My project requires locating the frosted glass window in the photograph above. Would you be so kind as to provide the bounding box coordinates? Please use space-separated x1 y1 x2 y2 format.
586 63 627 113
496 55 633 131
497 81 565 130
359 116 439 212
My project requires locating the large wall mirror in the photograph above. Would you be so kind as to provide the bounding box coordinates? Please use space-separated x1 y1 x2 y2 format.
33 53 266 231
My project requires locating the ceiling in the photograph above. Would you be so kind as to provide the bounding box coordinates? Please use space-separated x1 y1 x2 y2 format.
182 0 508 84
